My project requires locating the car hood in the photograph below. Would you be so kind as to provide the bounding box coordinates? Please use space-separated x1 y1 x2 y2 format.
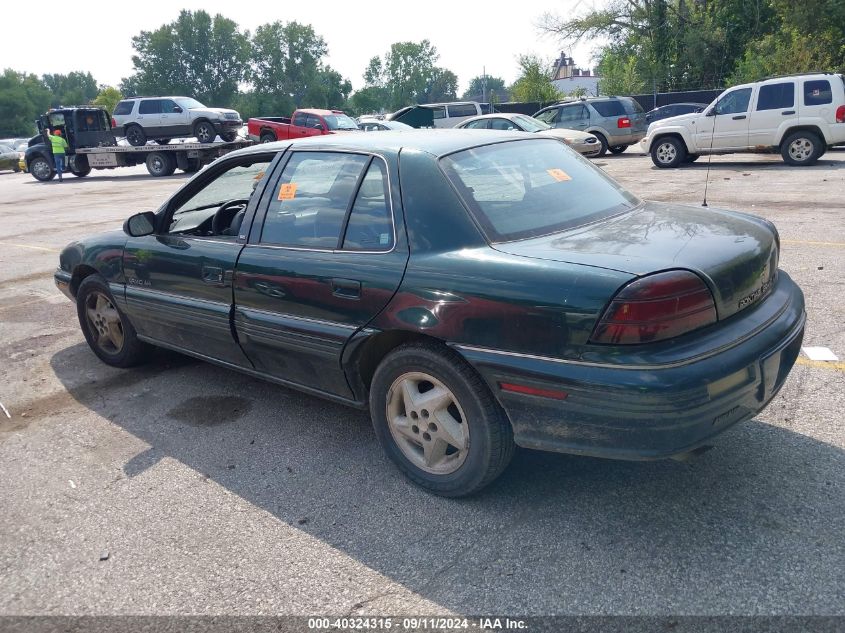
190 107 241 119
492 201 779 321
649 112 700 129
537 128 594 142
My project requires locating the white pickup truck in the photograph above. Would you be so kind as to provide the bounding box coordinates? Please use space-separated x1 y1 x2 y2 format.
641 72 845 167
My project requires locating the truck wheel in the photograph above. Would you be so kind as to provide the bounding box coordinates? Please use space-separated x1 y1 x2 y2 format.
369 342 515 497
781 131 823 166
260 132 276 144
181 157 201 173
125 125 146 146
154 139 171 145
608 145 627 155
146 152 176 177
194 121 216 143
29 156 55 181
685 154 700 163
221 131 238 143
650 136 687 168
70 155 91 177
593 133 609 156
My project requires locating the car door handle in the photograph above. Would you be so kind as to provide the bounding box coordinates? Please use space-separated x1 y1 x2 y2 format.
781 110 796 115
331 278 361 299
202 265 224 284
732 115 747 120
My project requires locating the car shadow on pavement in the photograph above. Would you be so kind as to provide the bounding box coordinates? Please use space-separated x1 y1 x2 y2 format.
23 173 192 185
49 343 845 614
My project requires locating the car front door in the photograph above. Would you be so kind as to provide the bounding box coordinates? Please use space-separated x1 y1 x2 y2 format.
748 82 796 147
234 149 409 399
696 87 753 149
159 98 191 137
121 153 278 366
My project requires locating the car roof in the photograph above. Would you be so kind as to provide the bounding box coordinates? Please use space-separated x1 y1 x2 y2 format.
462 113 523 122
228 129 530 159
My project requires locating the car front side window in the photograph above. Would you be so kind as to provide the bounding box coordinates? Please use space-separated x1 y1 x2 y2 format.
715 88 752 115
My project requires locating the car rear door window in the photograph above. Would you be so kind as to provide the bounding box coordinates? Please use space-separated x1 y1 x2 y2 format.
260 152 369 249
489 118 516 130
138 100 160 115
342 160 393 251
463 119 489 129
431 106 446 120
803 80 832 106
292 111 308 127
757 82 795 110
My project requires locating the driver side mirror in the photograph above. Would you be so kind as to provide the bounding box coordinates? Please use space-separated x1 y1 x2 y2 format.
706 108 717 117
123 211 156 237
173 105 183 113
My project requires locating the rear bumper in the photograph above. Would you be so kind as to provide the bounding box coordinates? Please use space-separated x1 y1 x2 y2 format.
213 120 243 134
454 273 805 460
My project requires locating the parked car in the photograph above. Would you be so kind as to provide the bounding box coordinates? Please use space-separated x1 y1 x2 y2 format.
0 143 21 172
534 96 647 156
645 103 708 124
55 130 805 496
248 109 359 143
455 113 601 156
390 102 488 128
112 96 243 146
358 119 413 132
642 72 845 167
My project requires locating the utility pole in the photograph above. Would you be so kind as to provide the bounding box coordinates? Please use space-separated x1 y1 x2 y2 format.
481 66 488 104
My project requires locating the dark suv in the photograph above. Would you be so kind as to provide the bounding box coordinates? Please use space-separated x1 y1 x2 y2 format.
533 97 647 155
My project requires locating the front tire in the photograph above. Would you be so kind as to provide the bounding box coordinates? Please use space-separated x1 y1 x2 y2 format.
194 121 216 143
221 131 238 142
650 136 687 168
684 153 700 163
145 152 176 177
29 156 55 181
76 275 151 368
369 343 514 497
125 124 146 146
781 131 823 166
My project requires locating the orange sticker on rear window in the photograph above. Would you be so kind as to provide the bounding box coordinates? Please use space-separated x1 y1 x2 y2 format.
547 169 572 182
278 183 297 200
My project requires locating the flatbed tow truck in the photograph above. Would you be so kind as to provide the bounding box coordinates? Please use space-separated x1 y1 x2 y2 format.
25 106 251 181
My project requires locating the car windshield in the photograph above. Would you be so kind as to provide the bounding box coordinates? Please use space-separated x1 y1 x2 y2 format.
177 98 206 110
441 139 639 242
512 114 549 132
324 114 359 130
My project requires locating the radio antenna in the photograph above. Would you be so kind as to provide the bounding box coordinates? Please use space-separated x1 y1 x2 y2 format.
702 105 718 208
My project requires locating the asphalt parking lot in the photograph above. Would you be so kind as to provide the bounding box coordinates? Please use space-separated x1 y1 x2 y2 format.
0 149 843 618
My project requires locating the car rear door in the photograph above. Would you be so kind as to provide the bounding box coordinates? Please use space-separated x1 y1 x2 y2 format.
137 99 163 135
234 149 409 399
748 81 796 147
121 152 278 366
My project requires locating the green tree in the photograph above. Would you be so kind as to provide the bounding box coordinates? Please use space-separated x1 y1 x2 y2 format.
462 75 506 100
122 10 249 106
597 51 646 95
92 86 123 115
421 68 458 103
510 55 561 102
365 41 460 110
42 71 99 108
347 87 389 116
0 69 51 136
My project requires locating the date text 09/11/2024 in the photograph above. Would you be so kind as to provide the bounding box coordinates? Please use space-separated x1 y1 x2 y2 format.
307 617 528 631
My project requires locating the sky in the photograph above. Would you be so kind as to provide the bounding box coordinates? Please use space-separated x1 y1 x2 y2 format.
1 1 600 96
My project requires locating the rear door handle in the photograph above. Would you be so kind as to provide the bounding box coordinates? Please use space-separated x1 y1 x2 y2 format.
732 115 747 120
781 110 796 115
202 265 224 285
331 278 361 299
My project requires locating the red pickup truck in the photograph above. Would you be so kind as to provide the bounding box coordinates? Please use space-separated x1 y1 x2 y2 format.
247 109 360 143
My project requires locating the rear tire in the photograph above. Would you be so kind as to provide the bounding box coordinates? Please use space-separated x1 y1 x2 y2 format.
154 138 171 145
593 133 609 156
781 131 823 166
76 275 151 368
608 145 627 155
181 157 201 173
260 132 276 144
194 121 216 143
70 155 91 177
650 136 687 168
29 156 55 181
369 342 514 497
145 152 176 177
125 125 146 146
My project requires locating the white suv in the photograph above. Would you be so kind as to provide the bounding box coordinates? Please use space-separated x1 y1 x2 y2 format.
112 96 242 146
641 73 845 167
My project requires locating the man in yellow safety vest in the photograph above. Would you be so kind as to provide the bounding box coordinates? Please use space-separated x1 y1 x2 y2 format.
49 129 69 182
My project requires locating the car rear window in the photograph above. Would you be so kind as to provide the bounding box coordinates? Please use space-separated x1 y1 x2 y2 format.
623 98 645 114
441 139 639 242
113 101 133 116
591 100 626 117
804 80 832 106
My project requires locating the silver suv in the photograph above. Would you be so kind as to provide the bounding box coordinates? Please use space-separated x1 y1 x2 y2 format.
533 96 647 156
112 96 242 146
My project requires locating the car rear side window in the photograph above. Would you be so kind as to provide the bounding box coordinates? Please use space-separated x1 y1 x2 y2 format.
757 82 795 110
431 106 446 120
292 112 307 127
113 101 133 116
441 139 639 242
342 160 393 251
138 100 160 115
591 100 626 117
804 80 832 106
448 104 478 118
260 152 369 249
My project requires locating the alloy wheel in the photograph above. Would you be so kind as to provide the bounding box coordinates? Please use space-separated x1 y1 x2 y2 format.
656 141 677 164
788 138 813 162
386 372 469 475
84 291 124 354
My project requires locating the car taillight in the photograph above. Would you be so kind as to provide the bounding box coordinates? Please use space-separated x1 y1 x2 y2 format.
836 105 845 123
617 116 631 128
590 270 717 345
111 117 117 128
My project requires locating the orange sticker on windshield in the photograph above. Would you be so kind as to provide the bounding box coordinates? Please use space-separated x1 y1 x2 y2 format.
547 169 571 182
278 183 297 200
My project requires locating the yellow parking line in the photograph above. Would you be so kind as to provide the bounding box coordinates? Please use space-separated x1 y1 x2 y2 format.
0 242 60 253
781 240 845 248
795 357 845 372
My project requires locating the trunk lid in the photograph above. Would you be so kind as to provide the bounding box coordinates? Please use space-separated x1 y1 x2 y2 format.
492 202 779 321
